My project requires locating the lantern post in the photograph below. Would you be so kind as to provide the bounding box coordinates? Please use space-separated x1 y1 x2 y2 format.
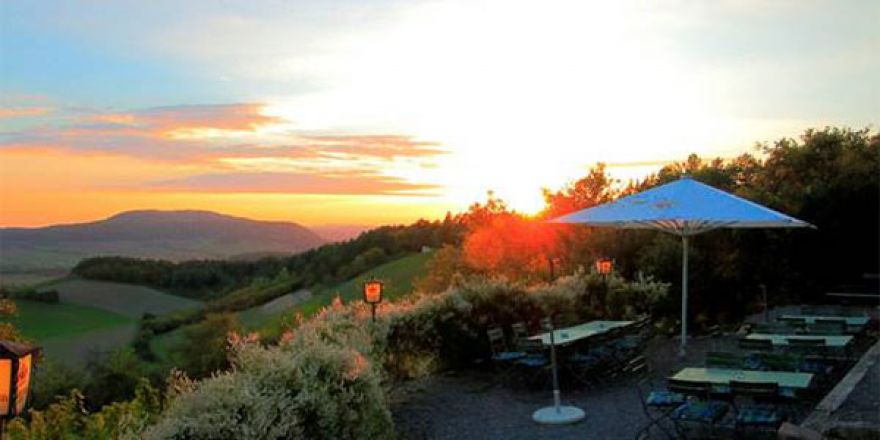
1 340 40 436
594 257 614 313
362 279 384 322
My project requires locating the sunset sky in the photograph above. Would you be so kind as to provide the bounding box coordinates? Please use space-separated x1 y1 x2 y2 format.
1 0 877 227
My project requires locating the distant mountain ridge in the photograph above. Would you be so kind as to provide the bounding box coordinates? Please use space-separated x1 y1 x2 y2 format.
0 210 326 274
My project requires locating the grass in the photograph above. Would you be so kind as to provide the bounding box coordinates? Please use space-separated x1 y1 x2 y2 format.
10 299 137 362
314 251 435 302
257 251 434 335
149 326 188 362
44 278 202 319
153 252 434 361
10 299 132 341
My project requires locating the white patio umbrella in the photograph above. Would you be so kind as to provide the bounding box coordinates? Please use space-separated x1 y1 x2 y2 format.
550 176 813 354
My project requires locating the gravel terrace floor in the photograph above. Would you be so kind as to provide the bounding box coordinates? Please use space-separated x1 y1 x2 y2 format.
833 352 880 427
391 335 742 440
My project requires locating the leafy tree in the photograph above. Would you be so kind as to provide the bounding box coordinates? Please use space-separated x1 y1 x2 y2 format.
170 313 241 378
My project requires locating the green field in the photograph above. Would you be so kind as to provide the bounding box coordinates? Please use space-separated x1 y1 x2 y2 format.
318 251 434 301
10 299 137 362
44 278 202 318
7 279 200 362
151 252 434 360
10 300 132 340
258 251 434 334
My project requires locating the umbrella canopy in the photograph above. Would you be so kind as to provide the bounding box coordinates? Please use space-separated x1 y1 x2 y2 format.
550 176 813 353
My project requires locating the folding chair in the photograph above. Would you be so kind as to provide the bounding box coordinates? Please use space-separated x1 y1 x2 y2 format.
751 352 801 372
729 380 785 438
752 323 789 334
786 338 826 357
512 338 550 389
511 321 529 344
705 351 744 369
630 356 678 440
807 321 846 335
667 379 730 439
486 327 525 383
738 338 774 352
777 316 807 329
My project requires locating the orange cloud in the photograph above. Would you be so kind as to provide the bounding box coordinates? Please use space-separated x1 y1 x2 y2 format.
303 134 447 158
0 102 446 203
144 171 441 196
79 103 281 138
0 107 51 118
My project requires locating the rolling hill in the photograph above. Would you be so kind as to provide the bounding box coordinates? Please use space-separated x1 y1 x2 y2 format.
0 210 326 276
253 251 434 336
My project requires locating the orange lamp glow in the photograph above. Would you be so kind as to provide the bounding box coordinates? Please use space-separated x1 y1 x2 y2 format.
363 280 384 304
1 340 40 419
595 257 614 275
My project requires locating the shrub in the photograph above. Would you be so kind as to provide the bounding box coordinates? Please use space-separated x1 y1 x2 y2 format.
7 380 161 440
168 313 241 378
384 270 669 378
145 316 393 439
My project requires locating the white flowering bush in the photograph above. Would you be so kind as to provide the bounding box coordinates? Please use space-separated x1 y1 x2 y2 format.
145 305 393 440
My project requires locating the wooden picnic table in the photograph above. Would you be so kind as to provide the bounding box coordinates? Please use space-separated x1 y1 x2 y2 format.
529 320 634 346
670 367 814 394
746 333 853 347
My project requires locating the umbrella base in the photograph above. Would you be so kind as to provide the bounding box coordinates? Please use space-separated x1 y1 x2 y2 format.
532 405 585 425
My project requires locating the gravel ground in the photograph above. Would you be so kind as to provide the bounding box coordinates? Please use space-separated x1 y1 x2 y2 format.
391 335 739 440
834 354 880 426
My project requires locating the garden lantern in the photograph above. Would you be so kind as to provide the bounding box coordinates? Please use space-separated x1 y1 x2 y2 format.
1 340 40 432
595 257 613 276
362 279 384 322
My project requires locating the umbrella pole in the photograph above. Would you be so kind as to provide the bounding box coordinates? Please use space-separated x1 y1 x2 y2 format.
679 235 689 357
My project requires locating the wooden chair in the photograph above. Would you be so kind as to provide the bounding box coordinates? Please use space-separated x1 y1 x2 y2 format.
738 338 774 351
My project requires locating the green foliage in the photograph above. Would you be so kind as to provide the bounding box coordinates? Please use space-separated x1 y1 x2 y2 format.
413 245 472 294
539 127 879 328
83 348 153 411
7 380 161 440
146 315 392 439
3 287 60 303
385 271 668 378
168 313 241 378
72 217 466 299
258 252 434 341
29 360 88 410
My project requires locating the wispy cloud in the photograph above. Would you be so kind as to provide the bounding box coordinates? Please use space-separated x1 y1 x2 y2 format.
0 101 445 196
0 106 51 118
145 171 440 195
